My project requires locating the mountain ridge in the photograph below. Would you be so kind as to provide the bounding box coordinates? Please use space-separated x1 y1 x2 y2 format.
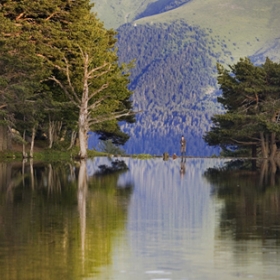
89 0 280 156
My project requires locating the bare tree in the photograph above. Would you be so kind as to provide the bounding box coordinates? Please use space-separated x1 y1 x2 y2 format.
50 48 135 158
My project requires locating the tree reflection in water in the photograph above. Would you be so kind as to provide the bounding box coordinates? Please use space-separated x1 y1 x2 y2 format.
0 159 133 280
204 159 280 241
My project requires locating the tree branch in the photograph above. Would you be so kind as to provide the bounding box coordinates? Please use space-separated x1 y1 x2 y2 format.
63 56 81 104
45 12 58 21
48 76 79 106
230 138 258 145
88 110 141 126
16 13 24 21
87 95 110 111
87 62 110 78
88 83 109 101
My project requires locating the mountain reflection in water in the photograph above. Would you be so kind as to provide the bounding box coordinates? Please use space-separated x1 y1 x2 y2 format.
0 158 280 280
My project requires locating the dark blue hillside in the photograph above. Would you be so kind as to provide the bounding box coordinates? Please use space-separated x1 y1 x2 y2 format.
134 0 192 21
97 21 224 156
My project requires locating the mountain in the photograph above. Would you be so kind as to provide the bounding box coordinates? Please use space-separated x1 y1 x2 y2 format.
89 0 280 156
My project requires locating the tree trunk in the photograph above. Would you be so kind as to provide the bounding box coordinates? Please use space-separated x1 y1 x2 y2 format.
259 160 268 187
266 133 270 156
68 130 77 150
269 132 277 159
0 124 9 151
78 102 88 158
29 126 36 158
251 144 257 158
22 130 28 158
48 120 54 149
260 132 268 158
48 120 63 148
269 159 277 186
78 58 89 159
78 118 88 159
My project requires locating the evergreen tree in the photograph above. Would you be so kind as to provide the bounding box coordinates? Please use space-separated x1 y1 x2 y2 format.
0 0 135 157
204 57 280 158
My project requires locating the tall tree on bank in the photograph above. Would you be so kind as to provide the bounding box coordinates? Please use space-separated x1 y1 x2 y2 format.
204 57 280 159
0 4 49 155
0 0 135 158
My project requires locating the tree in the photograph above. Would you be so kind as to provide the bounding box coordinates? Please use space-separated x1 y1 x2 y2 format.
0 0 135 158
48 44 135 158
98 139 125 155
204 57 280 159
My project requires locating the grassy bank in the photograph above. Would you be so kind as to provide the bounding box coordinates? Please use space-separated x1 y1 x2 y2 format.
0 149 106 162
0 140 107 162
0 140 156 162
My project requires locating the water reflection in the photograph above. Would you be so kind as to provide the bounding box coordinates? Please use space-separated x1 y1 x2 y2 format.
1 158 280 279
100 158 222 280
204 159 280 240
204 159 280 278
0 159 132 280
180 158 186 176
97 158 280 280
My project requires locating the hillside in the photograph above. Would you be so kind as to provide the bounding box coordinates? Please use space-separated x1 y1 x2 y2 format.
89 0 280 156
135 0 280 64
91 0 191 29
115 21 222 156
92 0 280 63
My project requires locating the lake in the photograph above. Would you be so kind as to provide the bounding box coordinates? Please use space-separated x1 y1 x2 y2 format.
0 157 280 280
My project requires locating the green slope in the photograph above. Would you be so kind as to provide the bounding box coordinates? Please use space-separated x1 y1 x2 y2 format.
92 0 280 63
135 0 280 63
90 0 280 156
91 0 191 28
91 0 152 28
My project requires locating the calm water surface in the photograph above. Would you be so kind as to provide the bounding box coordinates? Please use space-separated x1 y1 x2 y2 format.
0 158 280 280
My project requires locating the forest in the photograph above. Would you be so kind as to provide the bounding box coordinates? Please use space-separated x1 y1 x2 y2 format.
0 0 135 158
204 57 280 159
112 20 231 156
2 1 280 158
90 0 280 157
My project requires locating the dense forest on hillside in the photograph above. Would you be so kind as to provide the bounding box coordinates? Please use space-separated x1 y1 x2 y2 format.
109 21 229 156
0 0 135 158
90 0 280 156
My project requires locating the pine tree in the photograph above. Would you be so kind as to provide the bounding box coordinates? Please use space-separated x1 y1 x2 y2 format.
204 57 280 158
0 0 135 157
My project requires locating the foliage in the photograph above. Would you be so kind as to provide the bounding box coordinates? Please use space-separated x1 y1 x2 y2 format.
0 160 131 279
204 57 280 158
0 0 135 156
204 159 280 240
114 20 222 156
98 140 126 155
91 0 280 157
95 159 129 175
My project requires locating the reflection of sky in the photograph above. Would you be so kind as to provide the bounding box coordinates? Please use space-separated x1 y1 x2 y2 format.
85 158 280 280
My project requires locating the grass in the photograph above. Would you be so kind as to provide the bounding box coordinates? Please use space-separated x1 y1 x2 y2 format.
135 0 280 64
131 153 153 159
91 0 149 28
0 139 108 163
0 139 155 162
93 0 280 64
